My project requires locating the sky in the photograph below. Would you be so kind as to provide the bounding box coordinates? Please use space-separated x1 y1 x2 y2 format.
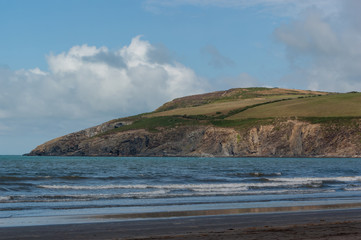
1 0 361 154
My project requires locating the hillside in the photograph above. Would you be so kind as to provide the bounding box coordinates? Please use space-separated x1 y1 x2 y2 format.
26 87 361 157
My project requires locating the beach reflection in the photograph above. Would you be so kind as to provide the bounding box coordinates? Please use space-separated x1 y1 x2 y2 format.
94 202 361 220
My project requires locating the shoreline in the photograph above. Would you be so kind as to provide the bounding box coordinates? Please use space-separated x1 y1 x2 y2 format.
92 202 361 220
22 154 361 158
4 201 361 228
3 207 361 239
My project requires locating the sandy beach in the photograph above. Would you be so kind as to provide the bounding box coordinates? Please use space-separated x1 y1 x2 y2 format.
2 208 361 240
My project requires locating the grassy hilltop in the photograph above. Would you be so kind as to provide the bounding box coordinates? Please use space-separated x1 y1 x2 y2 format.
103 87 361 134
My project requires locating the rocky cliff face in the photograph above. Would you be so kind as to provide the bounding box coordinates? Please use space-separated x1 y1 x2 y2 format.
27 119 361 157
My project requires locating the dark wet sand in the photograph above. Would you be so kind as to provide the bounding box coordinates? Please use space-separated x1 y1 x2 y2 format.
2 208 361 240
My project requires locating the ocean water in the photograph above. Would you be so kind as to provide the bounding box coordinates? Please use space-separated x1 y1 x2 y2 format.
2 156 361 226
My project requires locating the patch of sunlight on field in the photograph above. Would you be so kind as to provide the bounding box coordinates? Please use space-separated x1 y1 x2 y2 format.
148 95 312 117
228 93 361 119
147 99 268 117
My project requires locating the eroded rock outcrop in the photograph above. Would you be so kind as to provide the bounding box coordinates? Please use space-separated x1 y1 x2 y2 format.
27 119 361 157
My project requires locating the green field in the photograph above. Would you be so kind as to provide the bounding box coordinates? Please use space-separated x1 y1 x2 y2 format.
227 93 361 119
149 94 320 117
155 87 326 112
100 88 361 136
148 98 268 117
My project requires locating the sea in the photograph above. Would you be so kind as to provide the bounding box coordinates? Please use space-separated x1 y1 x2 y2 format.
2 155 361 226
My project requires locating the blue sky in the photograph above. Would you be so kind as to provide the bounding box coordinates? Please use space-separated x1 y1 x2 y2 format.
0 0 360 154
1 0 286 82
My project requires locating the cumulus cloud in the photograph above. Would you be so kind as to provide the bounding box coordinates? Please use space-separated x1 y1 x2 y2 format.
0 36 205 121
201 45 234 69
274 0 361 92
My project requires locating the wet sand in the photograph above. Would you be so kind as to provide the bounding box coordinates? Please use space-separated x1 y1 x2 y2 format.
2 208 361 240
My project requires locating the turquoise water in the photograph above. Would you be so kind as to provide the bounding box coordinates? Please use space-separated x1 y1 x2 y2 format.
2 156 361 225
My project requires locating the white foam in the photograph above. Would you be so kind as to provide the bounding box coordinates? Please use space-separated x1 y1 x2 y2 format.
120 189 336 199
38 181 316 193
268 176 361 183
0 196 10 201
344 187 361 191
157 183 250 191
240 189 335 195
121 190 170 198
3 187 339 203
38 184 149 190
38 176 361 192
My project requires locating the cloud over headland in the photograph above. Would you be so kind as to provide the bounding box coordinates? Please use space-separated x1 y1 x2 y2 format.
145 0 361 92
274 0 361 91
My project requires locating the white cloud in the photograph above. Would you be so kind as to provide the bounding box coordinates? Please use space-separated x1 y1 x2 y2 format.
29 68 47 76
274 0 361 92
275 9 339 57
0 36 205 121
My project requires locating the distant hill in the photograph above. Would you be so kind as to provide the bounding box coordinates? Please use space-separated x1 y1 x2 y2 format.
26 87 361 157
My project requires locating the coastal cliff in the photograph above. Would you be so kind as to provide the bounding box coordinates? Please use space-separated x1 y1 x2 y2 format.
27 88 361 157
27 119 361 158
